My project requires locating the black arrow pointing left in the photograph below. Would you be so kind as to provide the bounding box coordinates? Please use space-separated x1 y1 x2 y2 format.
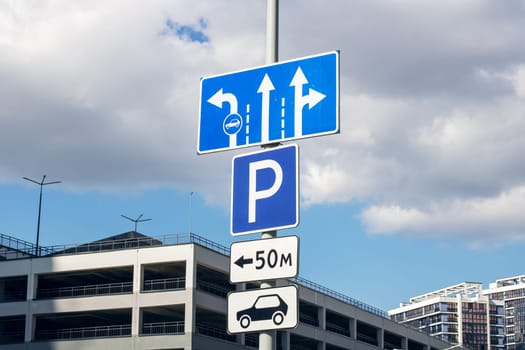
234 256 253 268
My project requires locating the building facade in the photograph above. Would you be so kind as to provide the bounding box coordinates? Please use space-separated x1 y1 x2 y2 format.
389 283 505 350
0 231 451 350
484 276 525 350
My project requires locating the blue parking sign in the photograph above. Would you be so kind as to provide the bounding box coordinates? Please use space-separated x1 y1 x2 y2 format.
231 144 299 236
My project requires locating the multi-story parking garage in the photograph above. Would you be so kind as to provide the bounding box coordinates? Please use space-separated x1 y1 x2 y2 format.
0 231 452 350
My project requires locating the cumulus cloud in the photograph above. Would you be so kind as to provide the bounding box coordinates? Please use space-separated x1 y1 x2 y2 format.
513 65 525 97
1 1 524 244
0 0 263 201
361 186 525 247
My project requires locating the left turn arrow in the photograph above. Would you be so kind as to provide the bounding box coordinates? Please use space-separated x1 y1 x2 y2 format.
234 256 254 268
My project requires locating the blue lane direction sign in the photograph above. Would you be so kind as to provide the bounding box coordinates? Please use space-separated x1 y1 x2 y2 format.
198 51 339 154
231 144 299 236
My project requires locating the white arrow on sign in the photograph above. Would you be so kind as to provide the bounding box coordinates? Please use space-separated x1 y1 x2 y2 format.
208 88 239 114
208 88 240 147
257 73 275 143
290 67 326 138
230 235 299 283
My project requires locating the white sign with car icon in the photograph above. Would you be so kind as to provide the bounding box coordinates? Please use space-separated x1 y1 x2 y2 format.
227 285 298 334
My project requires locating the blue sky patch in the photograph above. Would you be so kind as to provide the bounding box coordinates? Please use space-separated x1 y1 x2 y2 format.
161 17 209 43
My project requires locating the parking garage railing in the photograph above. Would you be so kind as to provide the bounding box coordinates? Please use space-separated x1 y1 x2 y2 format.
0 331 25 344
143 277 186 291
293 277 389 319
326 322 351 337
0 232 37 259
33 232 231 258
37 282 133 299
196 323 236 342
299 314 319 327
36 324 132 340
197 280 232 297
141 321 184 335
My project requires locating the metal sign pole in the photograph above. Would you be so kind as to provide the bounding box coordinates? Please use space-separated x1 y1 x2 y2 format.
259 232 277 350
266 0 278 64
260 1 278 349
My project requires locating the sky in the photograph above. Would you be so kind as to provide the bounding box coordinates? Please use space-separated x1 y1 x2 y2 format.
1 0 524 311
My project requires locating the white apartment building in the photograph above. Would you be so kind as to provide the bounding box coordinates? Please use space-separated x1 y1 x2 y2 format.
389 282 505 350
0 231 452 350
484 275 525 350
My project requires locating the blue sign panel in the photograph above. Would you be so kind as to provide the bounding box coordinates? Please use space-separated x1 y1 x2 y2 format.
231 144 299 236
198 51 339 154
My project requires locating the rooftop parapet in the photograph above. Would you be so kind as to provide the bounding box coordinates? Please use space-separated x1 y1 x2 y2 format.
408 282 483 304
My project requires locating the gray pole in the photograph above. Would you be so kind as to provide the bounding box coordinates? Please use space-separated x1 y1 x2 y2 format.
189 191 194 233
266 0 278 64
260 1 278 349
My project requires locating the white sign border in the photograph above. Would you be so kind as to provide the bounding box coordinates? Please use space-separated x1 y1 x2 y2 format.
197 50 340 155
229 235 300 284
227 284 299 334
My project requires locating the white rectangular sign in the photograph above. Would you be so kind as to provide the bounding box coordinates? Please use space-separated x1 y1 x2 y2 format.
230 235 299 283
227 285 298 334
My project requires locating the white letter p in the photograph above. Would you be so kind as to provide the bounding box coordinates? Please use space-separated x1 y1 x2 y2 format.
248 160 283 223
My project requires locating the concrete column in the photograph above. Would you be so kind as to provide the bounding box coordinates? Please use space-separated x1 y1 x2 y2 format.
457 295 463 346
280 331 290 350
485 299 491 350
0 279 5 301
350 318 357 339
402 336 408 350
319 306 326 330
131 258 141 336
25 266 36 342
187 251 197 334
377 328 384 349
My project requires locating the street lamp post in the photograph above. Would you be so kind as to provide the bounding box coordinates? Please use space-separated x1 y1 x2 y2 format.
189 192 194 234
23 175 62 256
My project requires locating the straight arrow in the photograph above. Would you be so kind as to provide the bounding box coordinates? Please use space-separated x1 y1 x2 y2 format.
257 73 275 143
234 256 254 268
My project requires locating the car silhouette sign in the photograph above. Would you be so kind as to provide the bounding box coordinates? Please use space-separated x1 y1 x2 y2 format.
237 294 288 328
227 285 298 334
